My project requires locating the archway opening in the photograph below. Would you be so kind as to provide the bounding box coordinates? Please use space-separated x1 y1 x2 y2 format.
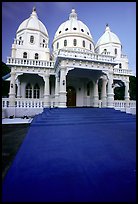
67 86 76 107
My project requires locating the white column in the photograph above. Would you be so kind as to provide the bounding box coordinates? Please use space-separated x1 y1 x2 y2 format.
17 80 21 98
124 80 130 109
59 68 67 108
43 74 50 107
55 74 59 107
93 80 99 107
9 70 16 107
101 78 107 107
107 73 114 108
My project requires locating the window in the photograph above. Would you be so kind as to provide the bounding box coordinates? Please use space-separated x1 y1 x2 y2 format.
23 52 27 58
26 83 32 98
73 39 77 46
115 48 117 55
57 42 59 49
119 63 122 68
64 40 67 47
35 53 39 60
43 39 45 43
103 49 107 54
19 36 22 40
30 35 34 43
90 44 91 50
65 28 68 31
82 40 85 47
73 27 77 30
87 32 89 35
59 31 61 34
81 29 84 32
34 84 40 98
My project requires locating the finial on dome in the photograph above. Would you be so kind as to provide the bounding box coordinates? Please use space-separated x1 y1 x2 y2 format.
31 6 37 17
105 23 110 32
69 8 77 20
33 6 36 12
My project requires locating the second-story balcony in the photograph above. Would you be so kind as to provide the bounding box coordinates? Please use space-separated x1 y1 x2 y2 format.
6 57 55 68
57 49 117 64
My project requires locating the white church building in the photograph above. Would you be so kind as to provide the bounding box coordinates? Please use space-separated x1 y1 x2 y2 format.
2 7 136 118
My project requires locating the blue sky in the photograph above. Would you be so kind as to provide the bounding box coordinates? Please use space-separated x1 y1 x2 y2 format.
2 2 136 75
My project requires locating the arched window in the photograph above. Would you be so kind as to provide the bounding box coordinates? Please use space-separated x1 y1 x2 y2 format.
115 48 117 55
57 42 59 49
104 49 107 53
119 63 122 68
23 52 27 58
73 39 77 46
64 40 67 47
26 83 32 98
30 35 34 43
34 84 40 98
82 40 85 47
90 44 92 50
35 53 39 59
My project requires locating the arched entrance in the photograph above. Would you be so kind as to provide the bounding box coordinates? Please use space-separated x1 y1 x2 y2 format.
67 86 76 107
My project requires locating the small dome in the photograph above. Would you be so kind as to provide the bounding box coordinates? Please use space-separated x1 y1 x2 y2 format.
95 24 121 49
53 9 93 42
16 7 48 37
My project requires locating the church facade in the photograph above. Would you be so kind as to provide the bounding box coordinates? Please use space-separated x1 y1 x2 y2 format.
2 8 135 117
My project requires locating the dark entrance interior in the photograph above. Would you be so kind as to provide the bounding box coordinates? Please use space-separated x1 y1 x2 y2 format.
67 86 76 107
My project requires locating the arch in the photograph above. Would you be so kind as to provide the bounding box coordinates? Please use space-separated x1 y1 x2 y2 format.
67 86 76 107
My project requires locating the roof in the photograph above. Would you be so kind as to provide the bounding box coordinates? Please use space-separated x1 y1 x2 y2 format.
53 9 93 42
16 7 48 37
95 25 121 49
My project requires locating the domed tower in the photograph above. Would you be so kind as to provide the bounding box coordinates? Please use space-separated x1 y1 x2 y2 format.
11 7 50 61
95 24 128 69
52 9 94 55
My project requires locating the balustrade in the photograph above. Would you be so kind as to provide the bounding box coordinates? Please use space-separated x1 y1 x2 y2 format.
58 49 115 63
7 57 55 68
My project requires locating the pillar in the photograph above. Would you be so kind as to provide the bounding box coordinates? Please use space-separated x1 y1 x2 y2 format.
17 80 21 98
8 70 16 117
43 74 50 107
59 68 67 108
101 77 107 107
107 72 114 108
9 70 16 107
124 80 130 109
55 73 59 107
93 80 99 107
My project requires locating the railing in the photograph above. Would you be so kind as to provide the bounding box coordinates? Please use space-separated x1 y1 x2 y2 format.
114 100 136 108
7 57 55 68
113 68 133 75
2 98 9 108
58 49 116 63
2 98 44 108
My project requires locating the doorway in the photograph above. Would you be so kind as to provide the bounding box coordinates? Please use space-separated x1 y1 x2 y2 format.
67 86 76 107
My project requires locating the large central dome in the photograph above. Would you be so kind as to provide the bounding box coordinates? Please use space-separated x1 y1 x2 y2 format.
52 9 94 53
